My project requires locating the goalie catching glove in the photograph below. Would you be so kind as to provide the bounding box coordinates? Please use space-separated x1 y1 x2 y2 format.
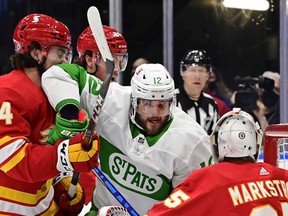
55 132 100 173
48 109 89 144
54 175 85 216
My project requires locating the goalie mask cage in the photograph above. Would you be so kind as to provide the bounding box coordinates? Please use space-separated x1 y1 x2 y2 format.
261 124 288 169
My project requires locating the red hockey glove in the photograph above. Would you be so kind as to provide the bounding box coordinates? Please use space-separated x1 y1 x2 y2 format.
55 132 100 173
54 176 85 216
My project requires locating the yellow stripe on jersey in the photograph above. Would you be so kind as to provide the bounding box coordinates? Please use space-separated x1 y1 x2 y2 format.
0 136 14 146
0 136 29 145
1 143 28 173
0 178 53 205
40 199 59 216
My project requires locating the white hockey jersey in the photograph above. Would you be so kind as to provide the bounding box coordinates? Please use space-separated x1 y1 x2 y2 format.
42 64 214 215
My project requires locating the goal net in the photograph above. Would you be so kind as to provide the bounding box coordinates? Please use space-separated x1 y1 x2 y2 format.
259 124 288 169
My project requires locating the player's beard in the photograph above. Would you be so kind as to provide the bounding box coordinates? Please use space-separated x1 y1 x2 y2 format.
136 114 169 136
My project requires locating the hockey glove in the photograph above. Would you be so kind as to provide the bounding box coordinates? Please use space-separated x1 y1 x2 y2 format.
55 132 100 173
48 109 89 145
54 176 85 216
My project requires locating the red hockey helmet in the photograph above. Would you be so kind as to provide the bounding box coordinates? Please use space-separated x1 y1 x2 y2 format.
77 25 128 57
13 13 71 57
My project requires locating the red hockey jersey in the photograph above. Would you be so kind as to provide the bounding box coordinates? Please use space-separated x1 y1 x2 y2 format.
147 162 288 216
0 70 59 215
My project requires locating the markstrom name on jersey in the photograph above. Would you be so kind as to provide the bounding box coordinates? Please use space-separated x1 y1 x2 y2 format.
109 153 162 194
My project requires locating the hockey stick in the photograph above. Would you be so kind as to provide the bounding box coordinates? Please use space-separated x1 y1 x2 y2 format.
68 7 139 216
92 167 139 216
87 6 139 216
68 5 114 199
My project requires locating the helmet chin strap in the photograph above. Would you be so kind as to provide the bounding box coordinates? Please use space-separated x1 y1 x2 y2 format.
37 56 46 75
129 104 145 130
87 64 98 76
93 64 99 76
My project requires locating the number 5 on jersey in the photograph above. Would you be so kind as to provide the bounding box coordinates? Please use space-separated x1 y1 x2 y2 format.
164 190 190 208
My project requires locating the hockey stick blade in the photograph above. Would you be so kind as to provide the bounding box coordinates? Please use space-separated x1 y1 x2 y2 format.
68 6 115 199
87 6 113 63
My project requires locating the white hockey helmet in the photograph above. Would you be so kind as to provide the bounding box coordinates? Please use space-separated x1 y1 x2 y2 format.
130 63 175 124
210 108 263 163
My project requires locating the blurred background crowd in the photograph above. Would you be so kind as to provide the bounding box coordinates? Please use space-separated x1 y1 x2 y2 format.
0 0 281 128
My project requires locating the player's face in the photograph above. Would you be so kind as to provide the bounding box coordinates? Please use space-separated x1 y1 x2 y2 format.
96 54 127 82
182 65 209 96
44 45 71 70
135 99 171 135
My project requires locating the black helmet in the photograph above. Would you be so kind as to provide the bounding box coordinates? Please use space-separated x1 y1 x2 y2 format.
180 50 212 75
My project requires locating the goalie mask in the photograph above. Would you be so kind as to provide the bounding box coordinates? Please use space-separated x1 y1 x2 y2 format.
130 63 175 127
13 13 71 58
210 108 263 163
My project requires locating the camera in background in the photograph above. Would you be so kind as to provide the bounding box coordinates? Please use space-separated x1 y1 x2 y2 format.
233 75 275 111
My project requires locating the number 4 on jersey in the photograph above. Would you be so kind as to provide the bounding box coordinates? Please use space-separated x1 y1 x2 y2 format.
0 102 13 125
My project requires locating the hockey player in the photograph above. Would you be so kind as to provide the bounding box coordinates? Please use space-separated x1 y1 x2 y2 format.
0 14 99 215
41 63 213 215
72 25 128 205
176 49 218 134
146 108 288 216
75 25 128 82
